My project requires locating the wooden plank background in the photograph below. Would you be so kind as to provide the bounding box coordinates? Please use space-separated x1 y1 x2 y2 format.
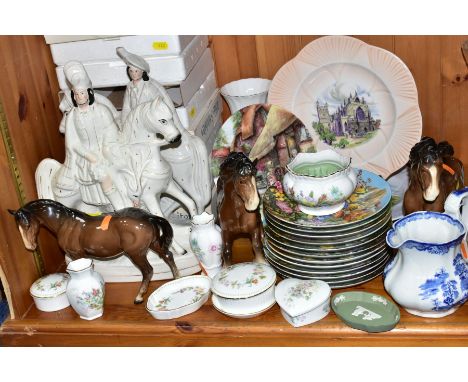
211 35 468 170
0 36 64 318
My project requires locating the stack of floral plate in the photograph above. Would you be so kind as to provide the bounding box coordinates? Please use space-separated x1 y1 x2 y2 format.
262 169 393 288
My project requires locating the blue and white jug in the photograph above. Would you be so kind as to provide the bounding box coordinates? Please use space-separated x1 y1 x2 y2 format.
384 188 468 318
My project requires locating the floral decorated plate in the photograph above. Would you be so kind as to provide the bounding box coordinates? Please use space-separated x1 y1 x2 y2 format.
263 201 391 235
264 207 391 240
211 262 276 299
331 291 400 332
146 275 211 320
275 279 331 327
265 232 386 258
210 104 314 190
266 249 390 281
265 213 391 246
268 35 422 178
263 169 391 228
264 238 387 265
265 241 389 271
264 225 388 253
274 259 387 289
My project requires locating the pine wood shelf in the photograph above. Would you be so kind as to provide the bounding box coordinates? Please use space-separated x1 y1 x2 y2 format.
2 277 468 346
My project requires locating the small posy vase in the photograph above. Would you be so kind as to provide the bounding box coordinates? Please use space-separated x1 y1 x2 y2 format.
66 258 105 320
190 212 223 278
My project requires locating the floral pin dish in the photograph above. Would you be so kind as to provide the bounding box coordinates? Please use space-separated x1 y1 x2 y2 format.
331 291 400 333
275 278 331 327
146 275 211 320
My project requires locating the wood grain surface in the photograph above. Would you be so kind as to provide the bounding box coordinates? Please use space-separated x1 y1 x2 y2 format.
2 276 467 346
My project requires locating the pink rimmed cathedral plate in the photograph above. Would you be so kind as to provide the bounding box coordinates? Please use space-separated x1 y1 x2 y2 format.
268 36 422 178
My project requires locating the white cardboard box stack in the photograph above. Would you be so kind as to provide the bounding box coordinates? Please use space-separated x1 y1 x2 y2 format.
47 35 222 147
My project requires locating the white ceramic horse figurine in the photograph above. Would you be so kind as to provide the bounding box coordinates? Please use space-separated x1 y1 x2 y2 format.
119 96 198 220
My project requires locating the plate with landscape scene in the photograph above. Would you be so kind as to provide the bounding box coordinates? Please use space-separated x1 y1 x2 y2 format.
268 35 422 178
263 168 391 228
263 200 391 235
264 210 391 244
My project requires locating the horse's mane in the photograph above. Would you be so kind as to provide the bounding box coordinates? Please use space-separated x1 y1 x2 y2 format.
22 199 88 220
409 136 454 167
219 152 255 178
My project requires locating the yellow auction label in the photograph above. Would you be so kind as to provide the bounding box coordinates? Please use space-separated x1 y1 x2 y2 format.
152 41 169 50
189 107 197 118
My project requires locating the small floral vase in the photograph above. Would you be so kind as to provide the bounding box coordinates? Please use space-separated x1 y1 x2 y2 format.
190 212 223 278
66 258 105 320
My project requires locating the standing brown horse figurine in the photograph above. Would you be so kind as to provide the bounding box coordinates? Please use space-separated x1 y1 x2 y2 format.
216 152 265 266
8 199 179 304
404 137 464 215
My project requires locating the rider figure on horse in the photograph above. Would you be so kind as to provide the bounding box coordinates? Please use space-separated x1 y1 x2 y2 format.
57 61 130 211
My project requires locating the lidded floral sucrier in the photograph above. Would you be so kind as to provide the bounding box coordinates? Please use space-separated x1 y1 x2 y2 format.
282 150 357 216
275 278 331 327
30 273 70 312
211 262 277 318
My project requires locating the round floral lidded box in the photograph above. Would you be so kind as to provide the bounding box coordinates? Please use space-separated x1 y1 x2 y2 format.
211 262 277 318
30 273 70 312
275 278 331 327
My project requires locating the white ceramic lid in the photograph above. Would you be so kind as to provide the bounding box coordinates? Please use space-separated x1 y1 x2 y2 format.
30 273 70 298
275 278 331 317
211 262 276 299
146 275 211 313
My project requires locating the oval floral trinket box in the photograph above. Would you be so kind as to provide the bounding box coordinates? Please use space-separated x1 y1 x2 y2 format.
275 278 331 327
30 273 70 312
211 262 277 318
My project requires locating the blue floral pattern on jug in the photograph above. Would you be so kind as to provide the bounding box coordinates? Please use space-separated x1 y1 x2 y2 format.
383 256 396 280
418 253 468 311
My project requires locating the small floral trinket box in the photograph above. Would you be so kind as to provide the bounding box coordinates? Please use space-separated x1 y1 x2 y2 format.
211 262 277 318
30 273 70 312
275 278 331 327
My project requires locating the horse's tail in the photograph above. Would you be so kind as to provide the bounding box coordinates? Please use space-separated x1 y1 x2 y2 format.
148 215 173 252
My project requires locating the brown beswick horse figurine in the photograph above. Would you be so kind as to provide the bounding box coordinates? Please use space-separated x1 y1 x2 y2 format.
216 152 265 266
404 137 464 215
9 199 179 304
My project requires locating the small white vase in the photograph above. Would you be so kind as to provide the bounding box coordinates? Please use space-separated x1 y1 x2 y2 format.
66 258 105 320
220 78 271 113
190 212 223 278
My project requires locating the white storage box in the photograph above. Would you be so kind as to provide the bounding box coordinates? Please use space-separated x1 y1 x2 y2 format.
176 70 217 129
56 35 208 90
190 90 223 150
93 47 215 111
44 35 124 44
50 35 196 65
166 47 214 106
